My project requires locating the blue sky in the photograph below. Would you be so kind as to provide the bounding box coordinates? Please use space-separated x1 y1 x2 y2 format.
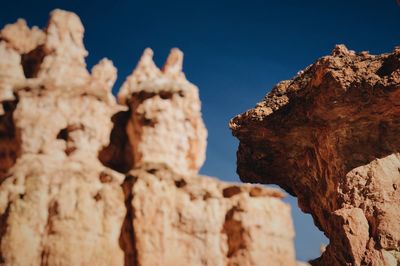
1 0 399 261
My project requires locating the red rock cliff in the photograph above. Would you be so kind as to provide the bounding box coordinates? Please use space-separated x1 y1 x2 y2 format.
230 44 400 265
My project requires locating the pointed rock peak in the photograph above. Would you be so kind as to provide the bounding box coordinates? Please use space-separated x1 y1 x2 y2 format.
130 48 161 81
139 48 155 66
162 48 185 80
118 48 192 104
331 44 354 57
36 9 89 87
117 48 161 103
45 9 87 57
15 18 27 26
91 58 117 92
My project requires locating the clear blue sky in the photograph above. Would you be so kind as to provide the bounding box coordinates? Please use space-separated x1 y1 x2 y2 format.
1 0 399 261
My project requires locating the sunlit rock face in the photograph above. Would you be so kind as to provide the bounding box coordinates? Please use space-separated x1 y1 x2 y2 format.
117 48 298 266
0 9 125 266
127 163 296 266
118 48 207 177
230 44 400 265
0 9 298 266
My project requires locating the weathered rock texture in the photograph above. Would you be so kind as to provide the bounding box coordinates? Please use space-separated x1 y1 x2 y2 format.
118 48 207 177
0 9 297 266
0 9 125 266
128 163 294 266
230 44 400 265
116 49 297 266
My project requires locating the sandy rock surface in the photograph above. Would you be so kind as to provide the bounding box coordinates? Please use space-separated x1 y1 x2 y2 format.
128 163 295 266
118 48 207 177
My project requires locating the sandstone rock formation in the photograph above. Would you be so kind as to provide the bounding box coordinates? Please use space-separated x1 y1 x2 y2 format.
127 163 295 266
115 48 297 266
230 44 400 265
0 9 125 266
0 9 297 266
118 48 207 177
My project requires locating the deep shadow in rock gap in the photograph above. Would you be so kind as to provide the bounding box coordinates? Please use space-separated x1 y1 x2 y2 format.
0 99 21 185
98 110 138 266
98 110 133 174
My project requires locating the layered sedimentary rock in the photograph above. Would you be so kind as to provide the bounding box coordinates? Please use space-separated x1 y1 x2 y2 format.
0 9 297 266
128 163 294 266
0 9 125 266
230 45 400 265
117 49 297 266
118 48 207 177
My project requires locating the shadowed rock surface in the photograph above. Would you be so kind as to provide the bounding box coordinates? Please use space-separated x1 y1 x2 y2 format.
230 44 400 265
0 9 298 266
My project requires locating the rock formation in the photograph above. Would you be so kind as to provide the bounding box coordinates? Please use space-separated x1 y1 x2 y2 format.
230 44 400 265
127 163 295 266
113 47 298 266
0 9 297 266
0 9 126 266
118 48 207 177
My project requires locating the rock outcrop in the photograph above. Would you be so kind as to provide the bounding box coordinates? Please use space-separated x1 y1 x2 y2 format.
0 9 297 266
0 9 125 266
128 164 294 266
118 48 207 177
116 48 297 266
230 44 400 265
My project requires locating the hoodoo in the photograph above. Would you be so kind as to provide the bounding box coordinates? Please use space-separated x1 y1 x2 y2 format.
0 9 298 266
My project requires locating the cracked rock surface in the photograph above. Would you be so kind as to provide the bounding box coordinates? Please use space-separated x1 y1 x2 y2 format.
230 44 400 265
0 9 298 266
